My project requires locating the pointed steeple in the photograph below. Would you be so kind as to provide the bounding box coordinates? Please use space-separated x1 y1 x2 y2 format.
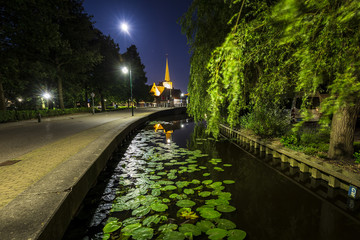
164 54 170 82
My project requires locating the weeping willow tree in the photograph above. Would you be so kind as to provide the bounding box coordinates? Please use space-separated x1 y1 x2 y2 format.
183 0 360 160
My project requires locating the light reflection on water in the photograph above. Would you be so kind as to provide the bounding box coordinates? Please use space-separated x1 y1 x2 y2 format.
63 117 360 240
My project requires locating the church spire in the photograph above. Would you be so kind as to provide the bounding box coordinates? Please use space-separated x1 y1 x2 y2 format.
164 54 170 82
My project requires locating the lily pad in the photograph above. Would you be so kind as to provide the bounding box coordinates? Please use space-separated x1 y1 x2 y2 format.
162 185 177 191
214 167 224 171
206 228 228 240
184 188 194 195
132 227 154 240
162 198 171 203
191 179 201 184
209 182 223 188
199 208 222 219
223 164 232 167
179 223 202 236
159 223 178 232
196 220 215 233
151 189 161 196
103 219 122 233
217 205 236 213
198 191 212 198
132 206 151 217
227 229 247 240
163 231 185 240
169 193 179 199
223 180 235 184
151 202 168 212
143 215 161 226
121 223 142 236
176 181 190 188
203 173 210 177
122 217 140 226
176 199 196 208
215 219 236 230
202 180 213 185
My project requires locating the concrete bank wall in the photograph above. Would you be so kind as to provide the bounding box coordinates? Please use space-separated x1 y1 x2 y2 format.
220 124 360 195
1 108 186 240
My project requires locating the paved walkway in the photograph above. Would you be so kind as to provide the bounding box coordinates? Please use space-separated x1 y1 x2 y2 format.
0 107 173 240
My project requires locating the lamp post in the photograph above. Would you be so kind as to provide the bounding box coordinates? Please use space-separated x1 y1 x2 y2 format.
122 66 134 116
43 92 51 109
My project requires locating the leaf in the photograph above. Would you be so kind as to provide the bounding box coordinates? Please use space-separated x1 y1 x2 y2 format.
132 227 154 240
123 217 140 226
143 215 161 226
216 205 236 213
202 180 213 185
223 164 232 167
103 219 122 233
227 229 247 240
206 228 228 240
176 199 196 208
176 181 190 188
199 208 222 219
191 179 201 184
162 185 177 191
179 223 202 236
163 231 185 240
223 180 235 184
169 193 179 199
209 182 223 188
215 219 236 230
203 173 210 177
162 198 171 203
198 191 212 197
159 223 178 232
214 167 224 171
184 188 195 195
151 189 161 196
121 223 142 236
132 206 151 217
196 220 215 233
151 202 168 212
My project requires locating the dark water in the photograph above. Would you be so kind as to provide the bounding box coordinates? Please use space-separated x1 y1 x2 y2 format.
63 118 360 240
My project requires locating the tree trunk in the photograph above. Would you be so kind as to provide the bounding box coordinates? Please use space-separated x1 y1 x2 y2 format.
57 76 65 110
0 80 6 111
328 103 360 160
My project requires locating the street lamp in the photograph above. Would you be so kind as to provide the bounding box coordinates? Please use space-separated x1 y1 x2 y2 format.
43 92 51 109
122 66 134 116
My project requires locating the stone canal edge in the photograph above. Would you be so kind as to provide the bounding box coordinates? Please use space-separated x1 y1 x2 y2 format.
220 124 360 197
0 108 186 240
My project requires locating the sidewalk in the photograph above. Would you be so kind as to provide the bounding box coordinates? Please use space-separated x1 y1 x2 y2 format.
0 108 184 240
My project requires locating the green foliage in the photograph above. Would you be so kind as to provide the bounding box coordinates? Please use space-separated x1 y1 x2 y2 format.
353 152 360 164
240 106 291 137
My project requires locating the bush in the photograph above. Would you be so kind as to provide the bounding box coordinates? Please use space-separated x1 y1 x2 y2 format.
354 152 360 164
240 107 291 137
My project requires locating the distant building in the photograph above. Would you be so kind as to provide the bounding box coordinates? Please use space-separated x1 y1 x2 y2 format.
150 56 184 107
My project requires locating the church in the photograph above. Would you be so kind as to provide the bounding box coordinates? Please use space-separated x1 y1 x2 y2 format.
149 56 184 107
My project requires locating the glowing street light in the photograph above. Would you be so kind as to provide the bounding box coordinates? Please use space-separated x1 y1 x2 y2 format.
43 92 51 100
121 22 129 35
122 66 133 116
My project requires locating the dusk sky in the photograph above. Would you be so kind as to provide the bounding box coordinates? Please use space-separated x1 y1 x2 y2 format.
83 0 193 93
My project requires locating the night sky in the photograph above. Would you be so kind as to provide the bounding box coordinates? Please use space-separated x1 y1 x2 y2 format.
83 0 192 93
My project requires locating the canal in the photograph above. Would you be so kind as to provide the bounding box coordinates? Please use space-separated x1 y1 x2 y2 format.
63 117 360 240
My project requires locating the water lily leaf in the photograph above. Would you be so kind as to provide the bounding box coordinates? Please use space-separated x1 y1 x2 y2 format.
198 191 212 198
214 167 224 171
162 198 171 203
202 180 213 185
199 208 221 219
163 231 185 240
209 182 223 188
203 173 210 177
121 223 142 236
123 217 140 226
223 164 232 167
199 166 207 169
223 180 235 184
151 202 168 212
150 175 161 180
132 206 151 217
158 180 174 185
206 228 228 240
217 192 232 200
179 223 202 236
162 185 177 191
103 219 122 233
176 181 190 188
184 188 194 195
151 189 161 196
132 227 154 240
159 223 178 232
157 172 167 175
169 193 179 199
215 219 236 230
150 183 162 189
205 199 229 206
227 229 247 240
191 179 201 184
194 185 204 191
216 205 236 213
143 215 161 226
196 220 215 233
176 199 196 208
